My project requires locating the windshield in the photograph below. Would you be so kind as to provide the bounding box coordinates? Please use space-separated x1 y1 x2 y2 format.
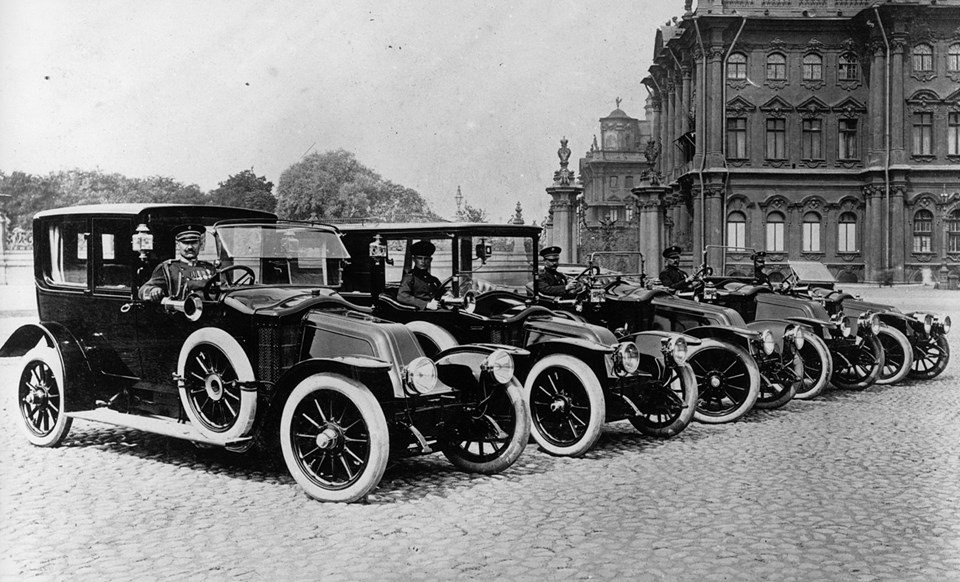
788 261 836 283
215 223 350 287
457 235 535 294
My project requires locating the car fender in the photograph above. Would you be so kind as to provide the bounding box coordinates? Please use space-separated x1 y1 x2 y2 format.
626 330 703 372
681 325 758 351
274 355 397 403
746 320 796 352
433 345 526 389
0 322 97 412
783 316 833 337
524 338 613 381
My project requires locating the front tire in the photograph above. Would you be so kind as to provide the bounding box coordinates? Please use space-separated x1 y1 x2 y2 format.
17 347 73 447
523 354 605 457
754 353 801 410
909 334 949 380
876 325 914 385
794 332 832 400
280 374 390 503
443 379 529 473
832 334 884 390
628 363 697 438
688 342 761 424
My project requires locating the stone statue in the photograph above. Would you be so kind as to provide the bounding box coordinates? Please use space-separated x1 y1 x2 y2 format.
558 136 571 165
644 138 661 165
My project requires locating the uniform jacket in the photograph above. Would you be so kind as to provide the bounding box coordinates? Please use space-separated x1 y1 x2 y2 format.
139 259 216 300
658 265 689 290
538 267 572 297
397 268 442 309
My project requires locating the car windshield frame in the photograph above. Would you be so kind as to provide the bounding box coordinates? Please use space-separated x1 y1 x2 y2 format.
213 221 351 288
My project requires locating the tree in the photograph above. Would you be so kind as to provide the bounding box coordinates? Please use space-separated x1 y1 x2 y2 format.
274 149 440 222
456 202 488 223
209 169 276 213
1 171 62 229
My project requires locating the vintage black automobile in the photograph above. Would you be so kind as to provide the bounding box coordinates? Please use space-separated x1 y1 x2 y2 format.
556 254 812 419
335 223 698 457
1 205 531 503
779 261 950 382
700 247 884 391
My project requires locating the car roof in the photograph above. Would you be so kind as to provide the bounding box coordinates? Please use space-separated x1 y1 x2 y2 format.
34 203 277 220
335 222 542 237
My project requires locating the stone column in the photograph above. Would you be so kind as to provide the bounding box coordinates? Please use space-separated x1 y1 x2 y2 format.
632 181 668 273
704 186 724 252
545 189 581 263
862 185 883 282
663 79 674 178
693 48 705 169
890 36 906 164
869 40 886 160
706 44 725 168
890 183 906 281
651 98 662 175
691 185 704 260
681 67 692 137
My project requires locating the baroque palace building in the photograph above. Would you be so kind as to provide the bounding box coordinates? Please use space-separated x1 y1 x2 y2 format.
548 0 960 284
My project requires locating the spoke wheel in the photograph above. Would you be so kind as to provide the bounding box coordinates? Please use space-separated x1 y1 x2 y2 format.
17 347 72 447
754 352 801 410
688 342 760 424
876 325 914 385
182 343 244 433
280 375 389 503
443 379 530 473
523 354 604 457
832 334 884 390
794 332 833 400
909 334 950 380
628 363 697 438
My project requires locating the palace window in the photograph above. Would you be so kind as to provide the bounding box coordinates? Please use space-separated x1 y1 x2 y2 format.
801 119 823 159
727 117 747 159
838 212 858 252
838 54 859 81
838 119 859 160
766 118 786 159
949 210 960 253
767 53 786 80
766 211 785 252
727 211 747 249
913 209 933 253
913 44 933 72
913 113 933 156
949 113 960 156
802 54 822 81
802 212 822 253
625 175 634 190
728 53 747 79
949 44 960 72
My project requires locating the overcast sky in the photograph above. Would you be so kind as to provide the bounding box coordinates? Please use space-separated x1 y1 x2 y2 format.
0 1 682 223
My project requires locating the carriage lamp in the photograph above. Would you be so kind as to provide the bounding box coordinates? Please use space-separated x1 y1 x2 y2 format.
837 316 852 338
482 349 515 384
369 234 388 259
858 313 881 335
132 223 153 261
935 315 951 335
613 342 640 375
403 357 438 394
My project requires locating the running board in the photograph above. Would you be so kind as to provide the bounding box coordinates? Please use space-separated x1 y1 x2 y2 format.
68 409 249 449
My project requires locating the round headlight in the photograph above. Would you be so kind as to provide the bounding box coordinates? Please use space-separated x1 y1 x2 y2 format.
615 342 640 375
405 356 438 394
940 315 951 335
870 314 881 336
786 325 805 350
760 329 775 355
483 349 515 384
839 317 852 338
666 337 688 365
923 313 933 335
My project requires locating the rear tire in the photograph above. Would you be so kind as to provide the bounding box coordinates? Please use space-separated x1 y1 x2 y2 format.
794 332 832 400
443 379 529 473
17 347 72 447
832 334 884 390
908 334 949 380
628 363 697 438
754 353 801 410
688 341 761 424
404 321 458 357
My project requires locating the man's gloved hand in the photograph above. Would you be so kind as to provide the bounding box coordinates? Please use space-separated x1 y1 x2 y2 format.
425 299 440 310
146 287 165 302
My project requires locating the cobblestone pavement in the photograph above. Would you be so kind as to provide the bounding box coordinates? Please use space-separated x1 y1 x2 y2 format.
1 285 959 580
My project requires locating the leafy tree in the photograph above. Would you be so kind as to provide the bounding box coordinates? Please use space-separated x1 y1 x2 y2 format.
275 149 440 222
209 169 276 213
456 201 488 223
1 171 62 229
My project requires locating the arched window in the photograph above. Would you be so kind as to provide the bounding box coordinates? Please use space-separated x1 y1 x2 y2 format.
913 43 933 72
948 210 960 253
838 53 859 81
802 212 821 253
728 52 747 79
727 211 747 249
913 209 933 253
838 212 857 252
949 43 960 72
766 211 785 252
767 53 786 80
802 54 822 80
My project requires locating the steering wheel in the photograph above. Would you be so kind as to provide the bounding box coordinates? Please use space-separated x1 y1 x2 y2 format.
433 275 454 300
203 265 256 300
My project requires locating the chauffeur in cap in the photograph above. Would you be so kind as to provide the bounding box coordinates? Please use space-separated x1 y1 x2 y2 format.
398 240 445 310
752 251 770 286
658 245 692 290
139 224 216 302
537 246 583 298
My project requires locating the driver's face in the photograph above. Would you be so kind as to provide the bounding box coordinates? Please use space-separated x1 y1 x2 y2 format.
177 239 202 261
413 255 432 270
667 255 680 266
